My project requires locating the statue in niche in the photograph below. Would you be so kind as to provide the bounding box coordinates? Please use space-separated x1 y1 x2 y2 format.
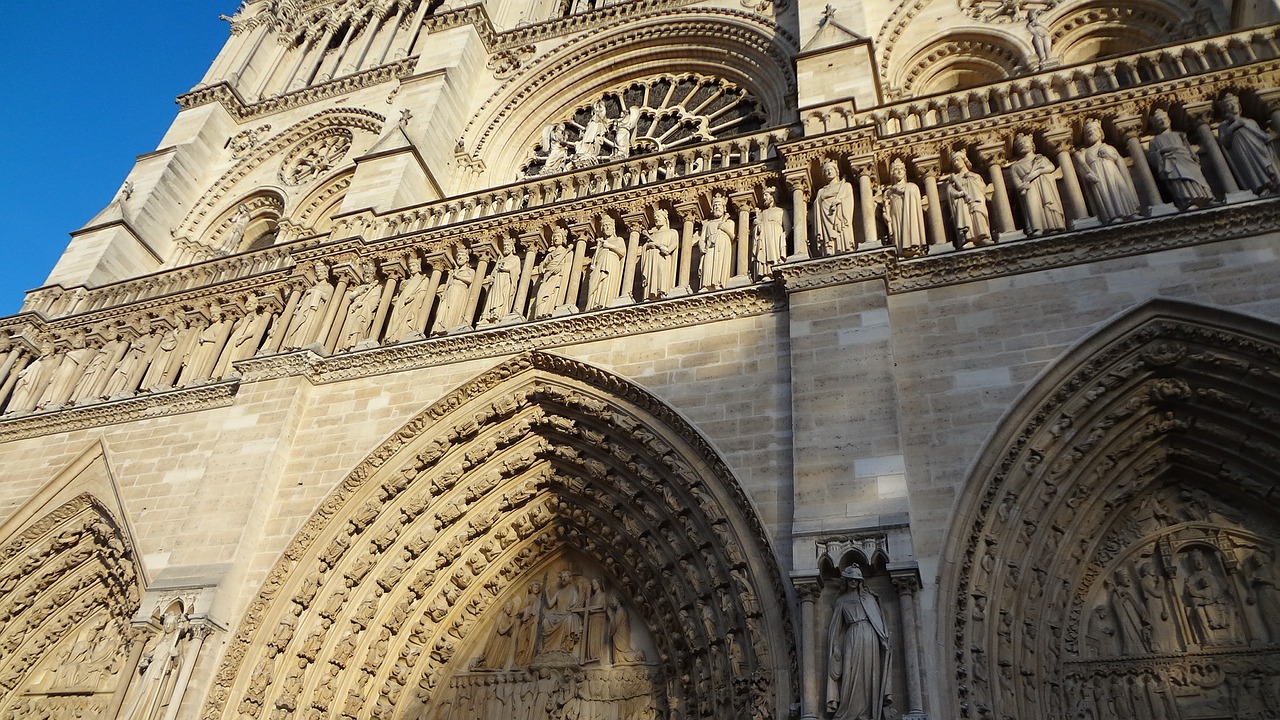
104 320 157 399
1138 561 1179 652
180 305 232 386
1147 108 1215 210
1184 549 1239 646
1241 546 1280 642
531 227 574 319
607 592 646 663
5 340 55 413
214 298 270 378
613 105 642 159
697 193 735 291
586 215 626 310
474 600 517 670
1074 118 1142 223
433 246 476 335
1027 9 1052 66
72 334 118 403
388 255 432 342
36 333 93 410
812 159 857 256
282 261 334 351
1217 92 1280 195
338 262 383 350
225 203 251 250
1108 567 1151 655
640 208 679 300
1008 133 1066 235
575 101 610 164
140 314 185 393
483 237 522 324
513 580 543 667
946 150 993 248
753 186 789 278
540 568 584 656
883 158 927 258
120 608 189 720
826 566 891 720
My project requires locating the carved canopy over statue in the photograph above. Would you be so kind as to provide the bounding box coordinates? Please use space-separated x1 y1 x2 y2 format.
521 74 765 178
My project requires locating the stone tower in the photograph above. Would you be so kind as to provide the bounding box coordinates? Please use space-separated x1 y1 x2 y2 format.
1 0 1280 718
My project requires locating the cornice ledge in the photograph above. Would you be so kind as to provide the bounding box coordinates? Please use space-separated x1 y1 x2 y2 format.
887 199 1280 293
233 350 323 384
0 383 238 442
776 247 895 292
178 59 416 121
307 284 785 383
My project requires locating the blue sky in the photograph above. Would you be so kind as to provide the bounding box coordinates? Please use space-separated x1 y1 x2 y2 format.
0 4 233 314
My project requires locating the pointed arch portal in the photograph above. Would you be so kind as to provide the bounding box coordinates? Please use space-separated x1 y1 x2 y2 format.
942 300 1280 719
206 352 796 720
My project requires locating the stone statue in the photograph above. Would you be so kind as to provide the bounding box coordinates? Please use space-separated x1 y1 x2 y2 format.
827 566 891 720
338 262 383 350
140 315 185 393
120 609 188 720
946 150 993 248
1075 118 1142 223
1138 562 1178 652
753 186 789 278
104 320 158 399
1184 550 1237 645
225 203 251 250
214 299 270 378
282 261 334 350
482 237 522 323
513 580 542 667
1108 568 1150 655
697 193 735 291
1217 92 1280 195
586 215 626 310
1009 133 1066 235
52 615 114 691
474 600 516 670
1087 604 1119 657
575 101 610 163
540 568 583 656
36 334 94 410
883 158 927 257
613 105 641 159
5 340 56 414
1242 547 1280 642
71 335 119 403
541 124 572 175
1147 108 1214 210
180 305 232 386
640 208 679 301
812 159 857 255
433 246 475 336
388 255 432 342
1027 9 1052 66
531 228 575 319
606 593 645 663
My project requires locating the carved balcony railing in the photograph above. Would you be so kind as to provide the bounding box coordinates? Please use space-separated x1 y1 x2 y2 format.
0 60 1278 432
803 26 1280 138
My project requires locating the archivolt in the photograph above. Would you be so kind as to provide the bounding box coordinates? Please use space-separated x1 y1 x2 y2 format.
462 7 797 180
893 31 1029 97
1050 0 1189 64
203 351 797 720
174 108 385 241
940 300 1280 719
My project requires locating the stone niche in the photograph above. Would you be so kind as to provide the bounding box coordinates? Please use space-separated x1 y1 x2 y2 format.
1067 481 1280 720
431 555 665 720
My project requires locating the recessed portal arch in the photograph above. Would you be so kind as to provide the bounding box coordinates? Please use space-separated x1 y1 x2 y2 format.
204 351 797 720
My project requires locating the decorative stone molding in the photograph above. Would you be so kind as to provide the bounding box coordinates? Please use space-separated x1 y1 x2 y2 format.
177 59 415 122
0 383 238 443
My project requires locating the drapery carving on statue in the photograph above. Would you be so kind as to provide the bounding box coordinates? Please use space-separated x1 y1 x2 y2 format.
0 494 142 718
938 302 1280 720
520 74 764 178
117 601 202 720
203 352 796 720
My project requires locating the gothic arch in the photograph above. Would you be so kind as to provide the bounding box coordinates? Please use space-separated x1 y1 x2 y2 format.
893 31 1030 97
940 299 1280 719
463 7 797 181
1050 0 1189 64
0 493 143 717
203 352 797 720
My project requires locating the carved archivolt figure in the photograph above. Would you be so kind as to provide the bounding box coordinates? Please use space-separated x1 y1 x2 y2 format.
640 209 679 301
697 193 735 291
1008 134 1066 235
1217 92 1280 195
586 216 626 310
339 262 383 350
483 237 522 323
753 187 789 278
388 255 432 342
282 261 334 350
1075 118 1142 223
946 150 993 248
120 609 188 720
532 228 575 319
813 159 857 256
1147 108 1214 210
827 566 891 720
883 158 927 257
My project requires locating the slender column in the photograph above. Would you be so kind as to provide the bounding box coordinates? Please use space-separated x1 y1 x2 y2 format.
563 232 588 310
418 263 444 336
795 578 822 720
285 33 323 91
730 190 755 284
463 256 491 329
225 23 271 86
317 22 357 81
914 155 948 246
892 573 929 720
976 143 1017 236
513 234 540 319
853 159 881 247
346 12 385 74
89 337 131 400
618 209 646 305
1114 116 1163 208
255 36 294 97
1185 102 1241 195
107 631 149 720
159 625 212 720
263 286 302 354
0 351 29 408
673 200 700 295
373 3 410 65
1042 129 1090 222
370 271 400 346
783 171 811 261
0 345 22 390
321 275 353 354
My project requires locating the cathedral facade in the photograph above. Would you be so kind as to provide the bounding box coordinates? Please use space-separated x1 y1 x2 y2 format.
1 0 1280 718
